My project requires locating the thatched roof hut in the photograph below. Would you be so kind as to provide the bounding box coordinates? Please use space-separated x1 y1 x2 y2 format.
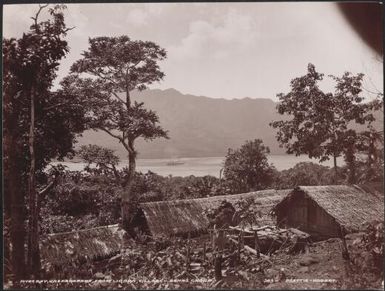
40 224 127 270
272 185 384 239
132 189 291 237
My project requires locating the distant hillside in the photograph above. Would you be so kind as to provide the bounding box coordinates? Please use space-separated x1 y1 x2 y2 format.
76 88 383 159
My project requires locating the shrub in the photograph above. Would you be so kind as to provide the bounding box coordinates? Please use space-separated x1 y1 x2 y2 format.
344 220 384 288
273 162 336 189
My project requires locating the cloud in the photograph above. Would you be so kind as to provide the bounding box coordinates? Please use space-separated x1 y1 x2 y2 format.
168 9 257 60
2 4 89 38
3 4 44 37
64 5 89 36
125 4 163 26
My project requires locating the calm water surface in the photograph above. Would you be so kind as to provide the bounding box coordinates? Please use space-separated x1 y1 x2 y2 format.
52 155 343 178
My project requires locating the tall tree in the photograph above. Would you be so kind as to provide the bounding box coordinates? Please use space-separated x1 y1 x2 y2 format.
270 63 381 181
65 36 168 229
223 139 275 193
3 5 87 279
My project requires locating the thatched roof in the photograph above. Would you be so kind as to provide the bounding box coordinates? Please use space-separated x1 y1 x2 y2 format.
139 189 291 237
358 182 384 199
272 185 384 233
40 224 127 269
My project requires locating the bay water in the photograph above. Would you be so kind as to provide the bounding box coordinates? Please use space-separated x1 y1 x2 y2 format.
51 155 343 178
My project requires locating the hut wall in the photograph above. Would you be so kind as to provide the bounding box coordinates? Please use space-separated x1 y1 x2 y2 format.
304 198 340 238
276 190 308 229
288 195 308 228
277 192 341 239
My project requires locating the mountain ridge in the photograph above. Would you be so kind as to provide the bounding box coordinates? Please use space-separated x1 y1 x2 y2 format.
76 88 383 159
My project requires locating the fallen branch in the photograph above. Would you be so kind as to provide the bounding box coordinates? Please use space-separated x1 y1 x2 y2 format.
287 228 310 239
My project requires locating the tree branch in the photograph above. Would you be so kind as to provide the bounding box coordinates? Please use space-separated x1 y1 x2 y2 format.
111 91 126 105
38 180 56 197
31 4 49 28
99 127 133 154
99 127 123 141
63 26 76 33
129 60 142 70
89 69 118 85
44 101 82 111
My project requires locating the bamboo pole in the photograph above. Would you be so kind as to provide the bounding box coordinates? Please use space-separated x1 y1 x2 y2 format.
214 254 222 281
203 242 206 263
254 230 260 258
241 227 245 249
237 232 241 263
218 229 224 252
187 232 191 271
339 226 350 260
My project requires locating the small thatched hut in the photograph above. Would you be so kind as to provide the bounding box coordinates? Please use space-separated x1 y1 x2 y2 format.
271 185 384 239
40 224 127 271
131 189 291 237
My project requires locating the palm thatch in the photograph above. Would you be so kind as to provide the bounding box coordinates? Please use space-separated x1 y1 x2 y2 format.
138 189 291 237
40 224 127 269
272 185 384 233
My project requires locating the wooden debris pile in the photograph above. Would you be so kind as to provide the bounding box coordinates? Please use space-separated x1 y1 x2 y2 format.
82 226 310 288
51 233 271 289
227 225 310 255
36 222 309 289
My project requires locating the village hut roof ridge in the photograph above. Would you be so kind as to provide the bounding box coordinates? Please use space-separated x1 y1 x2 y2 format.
273 185 384 233
45 223 120 237
137 189 291 237
140 189 291 207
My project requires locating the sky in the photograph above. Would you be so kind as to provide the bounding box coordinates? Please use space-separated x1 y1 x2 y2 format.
3 2 383 101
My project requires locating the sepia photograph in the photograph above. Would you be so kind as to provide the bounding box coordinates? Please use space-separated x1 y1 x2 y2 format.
2 1 384 289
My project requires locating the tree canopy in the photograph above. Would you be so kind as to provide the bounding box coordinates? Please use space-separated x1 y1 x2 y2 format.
223 139 275 193
270 63 382 181
273 162 335 189
70 36 166 95
63 36 168 162
3 5 87 176
77 144 121 181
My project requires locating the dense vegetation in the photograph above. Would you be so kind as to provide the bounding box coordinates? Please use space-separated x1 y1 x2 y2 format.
3 4 383 288
38 154 383 236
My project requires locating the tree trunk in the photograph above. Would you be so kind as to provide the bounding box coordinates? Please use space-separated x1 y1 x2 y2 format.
333 154 339 183
10 175 26 282
120 88 139 232
8 143 27 281
125 86 131 109
4 89 27 281
333 154 338 175
27 86 40 278
332 129 339 183
345 145 356 184
121 140 137 231
366 137 375 180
